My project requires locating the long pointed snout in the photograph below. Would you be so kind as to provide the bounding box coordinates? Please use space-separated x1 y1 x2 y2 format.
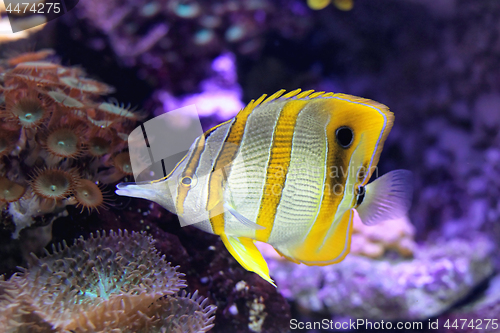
116 182 159 201
115 180 175 213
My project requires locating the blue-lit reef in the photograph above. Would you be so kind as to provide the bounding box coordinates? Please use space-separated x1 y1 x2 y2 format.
1 0 500 332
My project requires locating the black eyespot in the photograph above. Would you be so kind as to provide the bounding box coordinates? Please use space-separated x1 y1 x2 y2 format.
335 126 353 148
181 176 192 186
356 186 365 206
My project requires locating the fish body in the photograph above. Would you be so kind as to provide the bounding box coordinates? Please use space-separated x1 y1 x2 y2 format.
116 89 412 286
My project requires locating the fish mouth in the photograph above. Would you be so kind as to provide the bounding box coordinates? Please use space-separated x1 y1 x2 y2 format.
116 180 159 189
116 182 135 189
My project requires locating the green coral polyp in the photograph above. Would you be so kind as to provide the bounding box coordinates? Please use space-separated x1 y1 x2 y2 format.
30 168 75 200
0 52 144 239
0 230 216 332
46 128 81 158
10 96 46 128
88 137 111 156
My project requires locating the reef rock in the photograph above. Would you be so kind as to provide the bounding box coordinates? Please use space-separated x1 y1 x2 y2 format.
269 235 494 320
439 273 500 333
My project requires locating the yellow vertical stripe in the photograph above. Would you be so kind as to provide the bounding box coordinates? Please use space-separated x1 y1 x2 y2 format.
297 103 351 257
255 100 308 242
208 96 267 235
174 119 232 216
175 135 206 216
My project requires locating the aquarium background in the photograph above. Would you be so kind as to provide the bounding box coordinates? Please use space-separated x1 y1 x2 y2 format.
1 0 499 332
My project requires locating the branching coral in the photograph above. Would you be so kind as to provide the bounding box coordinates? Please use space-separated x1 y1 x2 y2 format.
0 50 144 238
0 230 217 333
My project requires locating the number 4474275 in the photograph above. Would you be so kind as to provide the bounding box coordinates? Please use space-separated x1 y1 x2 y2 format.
5 2 61 14
444 319 498 330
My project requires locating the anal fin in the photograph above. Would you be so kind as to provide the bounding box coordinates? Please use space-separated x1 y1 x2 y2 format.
220 235 275 286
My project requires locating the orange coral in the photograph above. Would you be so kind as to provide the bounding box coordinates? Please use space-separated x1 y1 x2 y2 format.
74 179 108 212
43 126 84 159
113 151 133 175
87 136 112 157
4 90 48 129
7 49 55 66
0 177 25 202
0 50 144 238
29 168 77 200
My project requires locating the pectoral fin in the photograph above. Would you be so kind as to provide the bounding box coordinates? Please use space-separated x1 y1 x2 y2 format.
223 202 265 230
357 169 413 226
220 234 275 286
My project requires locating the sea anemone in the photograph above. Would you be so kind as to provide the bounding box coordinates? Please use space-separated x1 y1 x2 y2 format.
98 152 134 184
30 168 77 200
0 176 26 202
74 179 107 212
44 90 85 110
5 73 59 88
0 52 143 238
59 76 115 96
44 127 83 158
97 101 143 121
113 152 133 175
5 92 47 129
11 61 60 76
0 230 216 332
87 136 111 157
7 49 55 66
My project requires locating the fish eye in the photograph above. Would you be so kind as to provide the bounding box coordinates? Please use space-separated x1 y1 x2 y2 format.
181 177 192 186
180 174 198 188
335 126 353 148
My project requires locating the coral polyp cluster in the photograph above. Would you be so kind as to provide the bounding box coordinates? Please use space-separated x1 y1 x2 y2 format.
73 179 106 213
0 50 143 238
44 127 83 158
29 168 77 200
0 230 217 332
5 91 47 128
0 177 25 203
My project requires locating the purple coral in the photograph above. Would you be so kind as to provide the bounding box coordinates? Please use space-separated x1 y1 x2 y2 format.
269 235 494 320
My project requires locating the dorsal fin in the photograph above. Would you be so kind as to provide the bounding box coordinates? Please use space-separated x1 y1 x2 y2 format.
237 89 343 117
296 90 315 98
262 89 286 104
309 91 326 98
